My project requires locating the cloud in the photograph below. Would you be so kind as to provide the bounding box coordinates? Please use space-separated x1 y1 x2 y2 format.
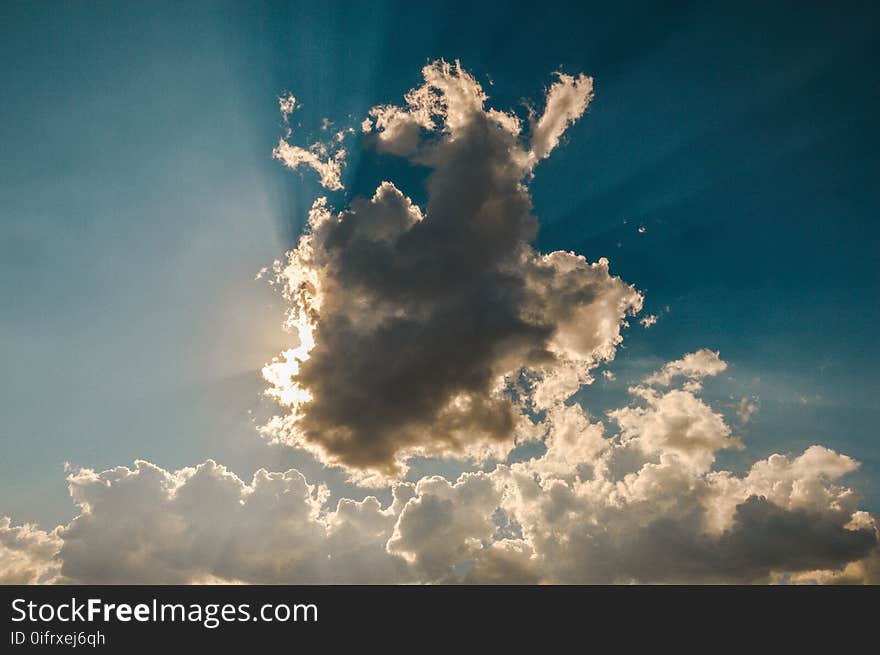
644 348 727 389
736 396 760 424
0 517 61 584
272 94 347 190
272 140 346 191
262 60 641 480
279 93 297 121
788 543 880 584
57 460 410 584
387 472 501 581
609 386 743 474
529 72 594 162
47 459 504 584
490 365 877 583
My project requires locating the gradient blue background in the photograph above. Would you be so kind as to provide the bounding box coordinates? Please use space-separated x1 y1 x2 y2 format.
1 1 877 526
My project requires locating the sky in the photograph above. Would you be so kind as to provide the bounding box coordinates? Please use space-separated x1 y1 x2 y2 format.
1 1 878 584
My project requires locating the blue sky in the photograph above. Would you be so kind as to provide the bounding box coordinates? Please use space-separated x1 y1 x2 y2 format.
1 0 878 528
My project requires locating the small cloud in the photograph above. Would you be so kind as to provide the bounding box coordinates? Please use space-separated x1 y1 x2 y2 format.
639 314 657 328
736 396 759 424
334 128 355 143
279 93 297 122
528 71 594 162
273 94 347 191
644 349 727 388
273 139 346 191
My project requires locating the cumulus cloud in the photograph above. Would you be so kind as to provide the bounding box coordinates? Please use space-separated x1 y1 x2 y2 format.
788 545 880 584
490 368 877 583
0 517 61 584
2 349 877 584
6 357 873 585
56 460 409 584
387 472 502 581
263 60 641 480
609 386 743 474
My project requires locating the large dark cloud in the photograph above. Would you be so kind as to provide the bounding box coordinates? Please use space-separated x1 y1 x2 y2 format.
542 496 877 584
719 496 877 578
263 61 642 478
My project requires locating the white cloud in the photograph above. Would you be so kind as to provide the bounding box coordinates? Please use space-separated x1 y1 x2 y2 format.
387 472 501 580
279 93 297 121
529 72 593 162
491 363 876 583
644 348 727 388
272 140 346 191
0 517 61 584
57 460 410 584
272 93 347 190
610 386 743 474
